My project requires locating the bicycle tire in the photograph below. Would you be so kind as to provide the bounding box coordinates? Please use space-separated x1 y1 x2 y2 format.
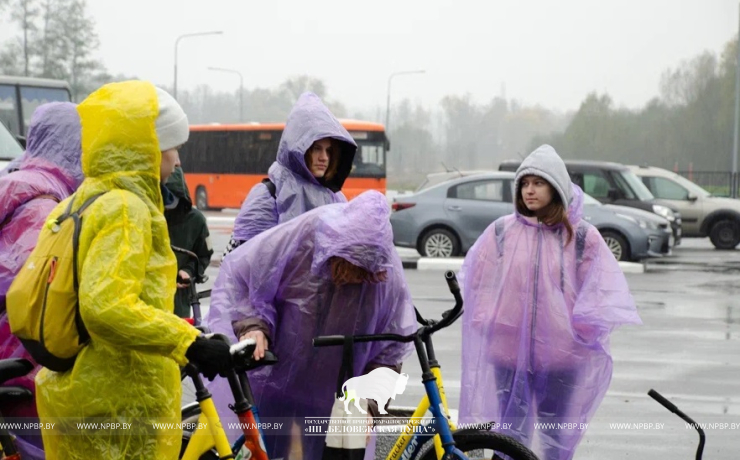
416 430 539 460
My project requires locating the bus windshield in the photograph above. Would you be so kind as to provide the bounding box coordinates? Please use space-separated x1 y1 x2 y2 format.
348 130 387 178
0 76 72 137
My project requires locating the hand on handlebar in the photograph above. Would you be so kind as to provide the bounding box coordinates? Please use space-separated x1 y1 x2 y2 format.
185 336 232 380
177 270 191 289
239 330 269 361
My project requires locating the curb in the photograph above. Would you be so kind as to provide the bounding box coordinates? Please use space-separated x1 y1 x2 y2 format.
404 258 646 274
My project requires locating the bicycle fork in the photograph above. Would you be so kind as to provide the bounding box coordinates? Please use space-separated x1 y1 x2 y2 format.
415 336 466 460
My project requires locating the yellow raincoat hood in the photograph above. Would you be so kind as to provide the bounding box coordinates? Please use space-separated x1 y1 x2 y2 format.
35 81 200 460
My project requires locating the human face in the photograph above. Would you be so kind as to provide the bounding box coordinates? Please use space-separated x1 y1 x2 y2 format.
305 138 332 178
520 175 554 215
160 148 181 182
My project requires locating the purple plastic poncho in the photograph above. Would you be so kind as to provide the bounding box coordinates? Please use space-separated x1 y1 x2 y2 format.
206 190 415 460
232 92 357 243
0 154 25 178
0 102 82 460
458 183 642 460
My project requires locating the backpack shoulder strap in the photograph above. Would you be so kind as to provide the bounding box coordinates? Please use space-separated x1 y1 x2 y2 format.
75 193 107 216
70 192 107 289
261 178 277 199
69 192 107 344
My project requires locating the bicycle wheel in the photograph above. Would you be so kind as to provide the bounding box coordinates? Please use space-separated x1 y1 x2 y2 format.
417 430 539 460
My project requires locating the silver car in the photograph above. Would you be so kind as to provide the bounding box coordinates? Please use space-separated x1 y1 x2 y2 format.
390 172 672 261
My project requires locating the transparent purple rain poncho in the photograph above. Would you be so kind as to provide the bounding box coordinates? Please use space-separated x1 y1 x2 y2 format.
232 92 357 243
206 190 415 459
0 102 83 460
458 145 641 460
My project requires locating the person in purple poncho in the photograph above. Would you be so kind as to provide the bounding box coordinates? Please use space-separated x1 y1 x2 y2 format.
206 190 416 460
458 145 642 460
0 102 85 460
222 92 357 257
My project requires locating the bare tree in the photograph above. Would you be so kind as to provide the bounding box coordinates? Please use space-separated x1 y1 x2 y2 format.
7 0 39 76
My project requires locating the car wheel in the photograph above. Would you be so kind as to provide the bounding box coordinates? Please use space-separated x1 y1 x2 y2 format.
600 231 630 261
195 186 208 210
420 228 460 258
709 219 740 249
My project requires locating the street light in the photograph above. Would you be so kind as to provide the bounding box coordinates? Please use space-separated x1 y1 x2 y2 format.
173 31 223 100
208 67 244 122
385 70 426 133
732 5 740 198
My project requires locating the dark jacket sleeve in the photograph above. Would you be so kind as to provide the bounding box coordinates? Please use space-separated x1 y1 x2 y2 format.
180 211 213 279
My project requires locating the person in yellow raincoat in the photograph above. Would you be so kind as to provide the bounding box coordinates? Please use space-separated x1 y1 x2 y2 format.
34 81 233 460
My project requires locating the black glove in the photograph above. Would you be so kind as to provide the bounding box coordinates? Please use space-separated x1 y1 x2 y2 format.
185 336 232 380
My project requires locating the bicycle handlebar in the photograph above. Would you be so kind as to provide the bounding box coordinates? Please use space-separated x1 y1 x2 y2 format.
649 389 705 460
313 271 463 348
648 389 678 413
171 245 208 284
230 338 256 356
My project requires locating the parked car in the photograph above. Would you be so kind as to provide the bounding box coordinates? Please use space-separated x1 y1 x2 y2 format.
0 121 23 171
415 170 491 192
628 165 740 249
499 159 682 246
583 193 673 260
390 172 672 261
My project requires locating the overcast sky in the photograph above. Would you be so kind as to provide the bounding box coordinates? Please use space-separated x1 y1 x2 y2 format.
2 0 738 113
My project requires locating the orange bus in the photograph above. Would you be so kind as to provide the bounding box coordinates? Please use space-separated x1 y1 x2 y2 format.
179 120 388 210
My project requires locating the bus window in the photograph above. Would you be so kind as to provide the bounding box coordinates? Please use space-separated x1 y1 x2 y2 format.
180 130 279 175
0 85 19 135
350 133 386 178
20 86 72 134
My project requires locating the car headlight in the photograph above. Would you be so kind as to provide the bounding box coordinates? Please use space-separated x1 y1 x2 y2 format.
652 204 675 222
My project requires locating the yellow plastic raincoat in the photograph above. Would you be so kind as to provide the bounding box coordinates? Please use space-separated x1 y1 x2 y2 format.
35 81 200 460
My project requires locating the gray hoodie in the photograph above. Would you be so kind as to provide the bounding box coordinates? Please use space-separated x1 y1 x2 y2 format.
514 144 573 210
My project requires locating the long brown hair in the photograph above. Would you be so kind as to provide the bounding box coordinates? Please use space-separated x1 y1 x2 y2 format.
330 256 388 286
323 139 342 182
516 180 574 245
305 138 342 182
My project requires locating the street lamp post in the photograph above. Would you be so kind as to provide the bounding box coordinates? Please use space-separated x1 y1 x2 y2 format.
173 31 223 100
208 67 245 122
732 5 740 198
385 70 426 133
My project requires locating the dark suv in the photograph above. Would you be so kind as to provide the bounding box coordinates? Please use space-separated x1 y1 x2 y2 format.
499 159 682 245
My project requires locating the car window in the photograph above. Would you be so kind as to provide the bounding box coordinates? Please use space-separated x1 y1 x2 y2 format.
650 177 689 200
614 170 651 200
451 180 504 201
0 84 19 136
0 118 23 160
581 171 612 198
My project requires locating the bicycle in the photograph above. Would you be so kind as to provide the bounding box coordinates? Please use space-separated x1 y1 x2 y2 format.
171 245 210 326
648 389 705 460
179 334 279 460
0 358 34 459
313 270 539 460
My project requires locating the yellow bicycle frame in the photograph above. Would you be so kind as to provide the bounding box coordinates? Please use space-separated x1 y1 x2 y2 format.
180 397 234 460
386 367 457 460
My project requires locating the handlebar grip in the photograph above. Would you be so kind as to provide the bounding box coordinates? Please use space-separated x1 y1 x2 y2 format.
312 335 346 347
648 389 678 413
230 338 256 355
445 270 460 293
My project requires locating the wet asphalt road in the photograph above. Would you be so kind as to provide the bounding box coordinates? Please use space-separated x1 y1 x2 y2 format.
195 213 739 459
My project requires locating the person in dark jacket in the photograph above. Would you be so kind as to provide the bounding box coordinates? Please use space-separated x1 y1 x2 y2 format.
164 166 213 318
